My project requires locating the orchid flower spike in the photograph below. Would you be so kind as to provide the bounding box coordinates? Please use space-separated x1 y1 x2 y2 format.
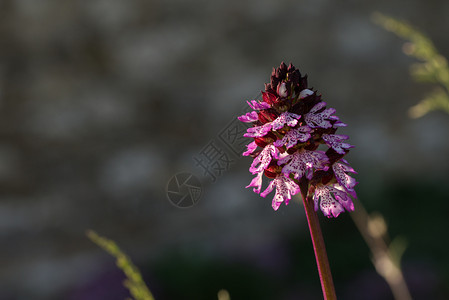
238 62 357 218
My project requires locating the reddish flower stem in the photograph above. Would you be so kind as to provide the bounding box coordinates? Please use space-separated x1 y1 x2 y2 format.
302 194 337 300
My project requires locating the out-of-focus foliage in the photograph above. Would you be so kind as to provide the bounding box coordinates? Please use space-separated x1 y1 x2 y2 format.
372 12 449 118
86 230 154 300
217 289 231 300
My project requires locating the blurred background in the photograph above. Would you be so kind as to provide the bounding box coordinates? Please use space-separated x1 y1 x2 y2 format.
1 0 449 299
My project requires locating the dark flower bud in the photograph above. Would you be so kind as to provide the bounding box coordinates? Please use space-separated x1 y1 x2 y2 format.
262 91 278 105
277 82 289 98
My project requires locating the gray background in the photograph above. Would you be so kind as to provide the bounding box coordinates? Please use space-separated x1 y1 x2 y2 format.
1 0 448 299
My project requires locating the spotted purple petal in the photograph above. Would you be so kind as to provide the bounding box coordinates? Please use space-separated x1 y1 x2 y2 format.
274 126 311 149
243 141 258 156
244 123 272 138
333 184 354 211
260 175 300 211
246 171 264 194
333 120 347 128
278 149 328 180
304 102 337 129
313 184 354 218
247 100 271 110
332 162 358 198
238 111 259 123
322 134 353 155
249 144 279 174
260 177 275 198
271 112 301 130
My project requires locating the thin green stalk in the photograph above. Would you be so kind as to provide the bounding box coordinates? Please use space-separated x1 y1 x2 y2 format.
301 192 337 300
87 230 155 300
350 199 412 300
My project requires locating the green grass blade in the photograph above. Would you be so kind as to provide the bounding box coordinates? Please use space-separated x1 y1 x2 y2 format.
87 230 155 300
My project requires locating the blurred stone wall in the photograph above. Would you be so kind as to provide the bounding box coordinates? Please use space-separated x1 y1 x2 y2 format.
1 0 449 299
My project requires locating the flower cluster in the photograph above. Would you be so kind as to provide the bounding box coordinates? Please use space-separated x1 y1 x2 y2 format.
238 62 357 217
